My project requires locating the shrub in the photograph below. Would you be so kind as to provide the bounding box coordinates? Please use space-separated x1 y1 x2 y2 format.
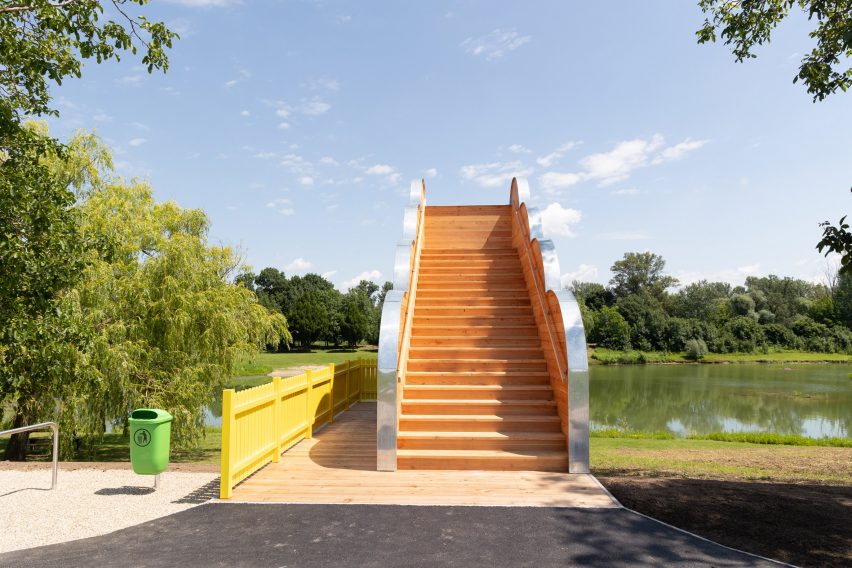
684 338 709 361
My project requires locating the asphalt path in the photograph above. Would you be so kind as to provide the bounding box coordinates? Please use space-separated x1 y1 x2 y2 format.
0 503 784 567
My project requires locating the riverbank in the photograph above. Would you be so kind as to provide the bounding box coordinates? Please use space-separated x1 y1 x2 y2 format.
590 347 852 365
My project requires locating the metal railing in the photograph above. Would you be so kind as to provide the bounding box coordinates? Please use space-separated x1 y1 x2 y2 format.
0 422 59 489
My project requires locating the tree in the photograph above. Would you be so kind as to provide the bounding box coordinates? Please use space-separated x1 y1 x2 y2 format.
571 281 615 310
254 267 289 315
609 252 679 300
684 338 709 361
696 0 852 102
817 212 852 274
0 123 86 459
669 280 732 321
288 291 327 348
590 306 631 351
0 0 177 126
339 291 369 347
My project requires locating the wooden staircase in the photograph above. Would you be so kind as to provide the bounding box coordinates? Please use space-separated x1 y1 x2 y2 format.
396 205 568 471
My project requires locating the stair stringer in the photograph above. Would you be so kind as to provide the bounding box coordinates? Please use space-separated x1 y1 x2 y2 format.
508 178 590 473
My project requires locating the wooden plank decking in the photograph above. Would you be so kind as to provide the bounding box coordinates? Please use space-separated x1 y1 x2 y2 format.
229 403 615 507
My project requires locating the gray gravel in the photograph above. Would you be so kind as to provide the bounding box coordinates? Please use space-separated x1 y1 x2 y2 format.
0 468 217 553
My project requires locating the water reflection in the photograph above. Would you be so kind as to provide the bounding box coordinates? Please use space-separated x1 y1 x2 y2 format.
590 364 851 438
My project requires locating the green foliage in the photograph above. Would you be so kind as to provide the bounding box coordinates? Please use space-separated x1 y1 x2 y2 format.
696 0 852 102
725 316 765 352
288 291 328 347
817 214 852 274
339 290 370 347
0 0 177 122
609 251 679 300
693 432 852 448
590 306 631 350
591 428 676 440
669 280 731 321
684 338 709 361
729 293 755 316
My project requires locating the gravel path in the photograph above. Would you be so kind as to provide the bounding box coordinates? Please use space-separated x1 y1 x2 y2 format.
0 467 218 553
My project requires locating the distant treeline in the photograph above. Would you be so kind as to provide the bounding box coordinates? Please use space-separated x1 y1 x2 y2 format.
572 252 852 358
237 268 393 349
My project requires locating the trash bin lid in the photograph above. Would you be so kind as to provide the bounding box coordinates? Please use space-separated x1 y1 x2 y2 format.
129 408 173 424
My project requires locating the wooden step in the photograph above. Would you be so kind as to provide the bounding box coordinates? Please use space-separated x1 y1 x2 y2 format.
411 324 538 337
413 306 533 317
419 267 522 276
401 399 557 415
405 371 550 386
408 347 543 359
407 358 547 372
409 336 539 348
420 251 518 260
396 449 568 471
397 431 565 451
404 384 553 401
398 414 562 432
411 316 537 327
425 205 510 215
419 258 520 267
411 297 531 307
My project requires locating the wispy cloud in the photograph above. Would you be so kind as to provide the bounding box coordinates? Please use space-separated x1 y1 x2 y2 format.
366 164 401 185
561 264 599 287
508 144 531 154
538 134 709 193
461 28 531 61
298 176 314 186
423 168 438 178
460 161 533 188
285 257 312 273
343 270 382 289
266 198 295 216
128 138 147 147
536 142 578 167
301 98 331 116
611 187 639 196
540 203 582 237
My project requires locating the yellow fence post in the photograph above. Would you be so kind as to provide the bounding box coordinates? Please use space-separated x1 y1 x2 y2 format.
305 369 313 439
329 363 336 423
219 388 235 499
272 376 282 463
344 361 350 410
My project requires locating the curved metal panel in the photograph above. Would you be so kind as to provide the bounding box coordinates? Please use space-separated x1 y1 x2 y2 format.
401 205 419 244
376 290 404 471
553 289 590 473
515 177 531 204
408 179 422 204
535 239 562 292
392 240 413 290
526 206 544 241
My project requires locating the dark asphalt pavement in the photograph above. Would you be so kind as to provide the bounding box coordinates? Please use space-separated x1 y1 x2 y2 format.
0 504 782 567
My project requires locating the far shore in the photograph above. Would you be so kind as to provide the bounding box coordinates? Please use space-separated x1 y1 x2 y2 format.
588 348 852 366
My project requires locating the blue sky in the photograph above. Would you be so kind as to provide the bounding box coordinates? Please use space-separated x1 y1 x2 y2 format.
47 1 851 291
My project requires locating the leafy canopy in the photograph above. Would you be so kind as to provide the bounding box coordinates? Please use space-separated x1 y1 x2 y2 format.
0 0 177 123
696 0 852 101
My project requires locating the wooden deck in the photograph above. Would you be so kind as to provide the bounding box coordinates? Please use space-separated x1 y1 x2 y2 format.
229 403 616 507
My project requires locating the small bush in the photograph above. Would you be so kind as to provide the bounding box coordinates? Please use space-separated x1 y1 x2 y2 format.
684 338 708 361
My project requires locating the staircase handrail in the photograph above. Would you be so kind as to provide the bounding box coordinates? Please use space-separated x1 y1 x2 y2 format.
509 177 590 473
377 179 426 471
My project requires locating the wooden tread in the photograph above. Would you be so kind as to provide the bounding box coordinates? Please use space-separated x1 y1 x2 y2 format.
397 449 568 471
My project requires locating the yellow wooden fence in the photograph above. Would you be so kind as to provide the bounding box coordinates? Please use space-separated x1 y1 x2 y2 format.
219 357 378 498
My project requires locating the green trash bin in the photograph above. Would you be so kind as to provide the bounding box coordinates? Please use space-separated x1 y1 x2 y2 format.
129 409 173 475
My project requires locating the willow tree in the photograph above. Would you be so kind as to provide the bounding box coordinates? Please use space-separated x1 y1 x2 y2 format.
2 130 291 458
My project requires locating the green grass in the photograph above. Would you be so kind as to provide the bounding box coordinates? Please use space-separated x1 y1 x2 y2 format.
233 345 377 377
590 347 852 365
591 428 676 440
690 431 852 447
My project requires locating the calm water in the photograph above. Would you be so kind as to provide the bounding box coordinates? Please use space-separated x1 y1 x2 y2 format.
203 364 852 438
590 364 852 438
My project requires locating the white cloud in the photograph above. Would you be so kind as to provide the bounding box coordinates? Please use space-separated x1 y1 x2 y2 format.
536 141 578 167
117 74 146 86
423 168 438 178
561 264 599 287
317 78 340 91
298 176 314 186
240 110 250 117
579 134 664 186
737 264 761 275
540 203 582 237
508 144 531 154
652 138 709 165
224 79 238 88
285 257 312 273
275 108 290 119
301 99 331 116
343 270 382 289
540 172 581 192
461 28 531 61
128 138 147 147
265 198 294 216
319 156 339 166
597 231 650 241
460 161 533 188
366 164 394 176
611 187 639 196
321 270 338 280
277 122 291 130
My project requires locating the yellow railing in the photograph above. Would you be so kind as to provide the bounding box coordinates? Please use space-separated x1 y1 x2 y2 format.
219 357 378 498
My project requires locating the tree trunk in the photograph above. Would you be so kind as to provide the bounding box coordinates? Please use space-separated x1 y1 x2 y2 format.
3 411 30 461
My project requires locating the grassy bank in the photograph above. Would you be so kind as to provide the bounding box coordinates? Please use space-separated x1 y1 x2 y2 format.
233 345 377 376
592 429 852 447
590 347 852 365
